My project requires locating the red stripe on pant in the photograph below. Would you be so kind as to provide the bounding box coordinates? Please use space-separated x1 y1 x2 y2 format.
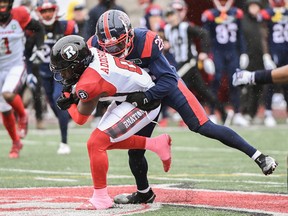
178 80 209 126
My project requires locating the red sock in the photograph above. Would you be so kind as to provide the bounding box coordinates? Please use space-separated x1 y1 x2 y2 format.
8 94 26 118
2 111 20 141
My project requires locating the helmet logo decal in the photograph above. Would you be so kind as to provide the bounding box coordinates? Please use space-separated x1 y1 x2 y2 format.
118 14 130 28
77 90 88 100
61 44 78 61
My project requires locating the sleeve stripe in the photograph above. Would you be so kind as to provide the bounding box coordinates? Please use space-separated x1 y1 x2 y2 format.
141 31 155 58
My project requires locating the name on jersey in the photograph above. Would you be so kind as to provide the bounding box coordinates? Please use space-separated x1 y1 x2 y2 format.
122 109 146 129
97 50 109 74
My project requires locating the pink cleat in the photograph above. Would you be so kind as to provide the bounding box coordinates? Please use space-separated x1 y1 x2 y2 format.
155 134 172 172
76 200 96 210
9 140 23 159
76 188 113 210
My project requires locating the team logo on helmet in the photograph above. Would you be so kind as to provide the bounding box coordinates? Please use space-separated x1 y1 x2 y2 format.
61 44 78 61
118 13 130 27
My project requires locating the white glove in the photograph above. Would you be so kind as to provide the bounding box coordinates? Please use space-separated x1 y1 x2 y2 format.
232 69 255 86
263 53 276 70
26 73 38 90
239 53 249 69
203 58 215 75
29 47 46 65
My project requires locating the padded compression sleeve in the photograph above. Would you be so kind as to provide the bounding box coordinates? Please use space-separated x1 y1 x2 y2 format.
68 104 90 125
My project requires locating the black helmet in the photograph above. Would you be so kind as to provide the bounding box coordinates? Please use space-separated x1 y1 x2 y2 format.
0 0 14 23
50 35 93 87
96 9 134 57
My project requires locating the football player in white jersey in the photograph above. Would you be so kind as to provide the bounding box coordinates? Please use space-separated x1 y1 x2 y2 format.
0 0 44 158
49 35 172 210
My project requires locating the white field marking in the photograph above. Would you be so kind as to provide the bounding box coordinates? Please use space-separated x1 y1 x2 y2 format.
0 168 284 187
165 203 288 216
34 177 78 182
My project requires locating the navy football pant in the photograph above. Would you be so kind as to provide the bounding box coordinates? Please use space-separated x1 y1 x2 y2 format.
131 79 257 190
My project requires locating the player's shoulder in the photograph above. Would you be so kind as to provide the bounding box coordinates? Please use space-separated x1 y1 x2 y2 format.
11 6 31 26
201 8 218 22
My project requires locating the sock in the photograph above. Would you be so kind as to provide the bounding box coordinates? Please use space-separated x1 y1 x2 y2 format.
138 187 151 193
8 94 26 118
251 150 262 160
89 187 113 209
2 111 19 141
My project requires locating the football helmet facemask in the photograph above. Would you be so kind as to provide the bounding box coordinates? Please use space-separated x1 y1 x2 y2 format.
96 9 134 58
0 0 13 23
49 35 94 87
36 0 58 26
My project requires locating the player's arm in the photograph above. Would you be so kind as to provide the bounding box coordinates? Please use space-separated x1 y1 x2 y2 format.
25 19 45 49
232 65 288 86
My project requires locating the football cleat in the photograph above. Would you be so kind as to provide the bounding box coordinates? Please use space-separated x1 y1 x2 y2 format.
9 140 23 159
76 201 96 210
255 154 278 175
57 143 71 155
114 189 156 204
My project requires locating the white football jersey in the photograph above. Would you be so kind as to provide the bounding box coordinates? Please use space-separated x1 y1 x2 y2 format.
0 7 30 70
76 48 155 102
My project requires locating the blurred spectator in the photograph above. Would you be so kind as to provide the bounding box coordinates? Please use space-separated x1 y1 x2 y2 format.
138 0 166 32
259 0 288 124
164 7 229 125
240 0 276 126
35 0 78 154
66 0 88 38
86 0 126 39
201 0 250 126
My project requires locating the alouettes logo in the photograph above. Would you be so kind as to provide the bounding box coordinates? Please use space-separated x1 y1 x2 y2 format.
61 44 78 61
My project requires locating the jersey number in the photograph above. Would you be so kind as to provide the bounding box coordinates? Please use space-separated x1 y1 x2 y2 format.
114 58 142 74
0 37 12 55
215 23 237 44
273 23 288 43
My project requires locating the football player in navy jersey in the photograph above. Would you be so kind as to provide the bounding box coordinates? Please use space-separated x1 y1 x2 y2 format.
88 9 278 205
201 0 250 126
35 0 78 154
257 0 288 124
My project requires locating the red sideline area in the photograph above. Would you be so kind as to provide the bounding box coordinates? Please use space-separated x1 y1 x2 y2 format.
1 185 288 214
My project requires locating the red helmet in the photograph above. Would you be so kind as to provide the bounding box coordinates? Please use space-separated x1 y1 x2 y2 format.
96 10 134 58
269 0 285 7
36 0 59 25
213 0 234 11
0 0 13 22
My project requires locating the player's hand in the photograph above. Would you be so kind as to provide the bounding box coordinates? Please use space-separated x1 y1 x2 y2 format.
239 53 249 69
263 54 276 70
232 69 255 86
29 46 46 65
56 93 79 110
203 58 215 75
126 92 161 111
26 73 38 90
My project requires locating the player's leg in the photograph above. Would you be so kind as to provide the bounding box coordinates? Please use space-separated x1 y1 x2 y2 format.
53 81 71 154
2 65 28 138
77 102 170 210
172 79 278 175
0 100 23 158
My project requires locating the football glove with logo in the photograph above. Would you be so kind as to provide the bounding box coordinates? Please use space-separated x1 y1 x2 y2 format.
56 93 79 110
126 92 161 111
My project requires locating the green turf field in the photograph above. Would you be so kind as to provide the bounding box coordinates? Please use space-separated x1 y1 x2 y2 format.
0 122 287 215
